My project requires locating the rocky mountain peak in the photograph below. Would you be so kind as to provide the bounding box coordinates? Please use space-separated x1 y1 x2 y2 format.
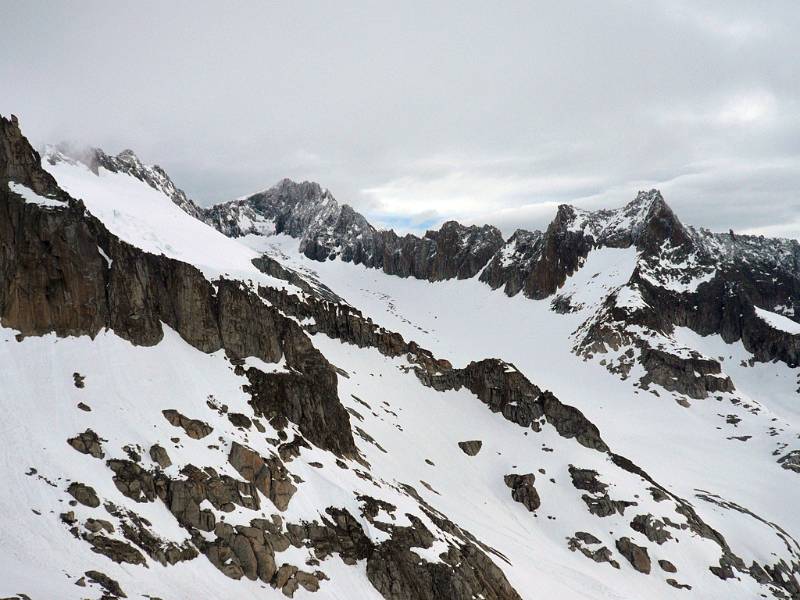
1 114 60 196
551 188 684 250
628 188 666 211
271 177 328 199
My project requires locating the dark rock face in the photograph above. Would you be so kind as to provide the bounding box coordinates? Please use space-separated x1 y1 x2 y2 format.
243 362 357 458
287 503 522 600
367 538 520 600
87 534 147 566
615 537 651 574
1 115 62 196
479 229 544 297
636 261 800 369
503 473 541 511
0 179 321 367
638 346 735 399
364 220 505 282
481 207 592 300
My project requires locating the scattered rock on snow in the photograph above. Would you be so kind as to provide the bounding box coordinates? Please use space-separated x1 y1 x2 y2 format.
67 429 105 459
504 473 541 511
162 409 213 439
615 537 651 574
458 440 483 456
67 482 100 508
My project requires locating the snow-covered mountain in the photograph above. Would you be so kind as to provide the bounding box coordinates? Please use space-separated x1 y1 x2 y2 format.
3 114 800 600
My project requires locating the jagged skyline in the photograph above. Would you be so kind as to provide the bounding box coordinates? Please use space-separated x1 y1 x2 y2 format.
3 1 799 239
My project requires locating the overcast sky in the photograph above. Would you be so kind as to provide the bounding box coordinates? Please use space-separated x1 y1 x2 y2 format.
3 1 799 237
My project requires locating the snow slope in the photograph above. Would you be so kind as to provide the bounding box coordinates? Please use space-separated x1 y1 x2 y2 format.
0 142 796 599
44 158 300 295
244 233 800 539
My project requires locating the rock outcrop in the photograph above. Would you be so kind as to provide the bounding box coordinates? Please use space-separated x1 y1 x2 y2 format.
420 359 608 452
228 442 297 511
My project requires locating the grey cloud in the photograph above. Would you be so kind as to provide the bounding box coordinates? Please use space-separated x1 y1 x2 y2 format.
2 0 798 238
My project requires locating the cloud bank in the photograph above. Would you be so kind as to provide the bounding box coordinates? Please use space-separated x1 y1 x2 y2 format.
2 0 798 238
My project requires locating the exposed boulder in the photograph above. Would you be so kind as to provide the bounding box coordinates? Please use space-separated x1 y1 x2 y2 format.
567 534 620 569
149 444 172 468
67 482 99 508
67 429 105 459
162 409 213 440
615 537 651 574
659 559 677 573
630 514 673 545
503 473 541 511
227 412 252 429
458 440 483 456
84 570 127 598
107 459 157 503
568 466 608 494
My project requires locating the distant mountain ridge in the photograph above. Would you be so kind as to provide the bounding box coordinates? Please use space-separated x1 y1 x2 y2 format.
44 144 800 325
52 143 800 405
